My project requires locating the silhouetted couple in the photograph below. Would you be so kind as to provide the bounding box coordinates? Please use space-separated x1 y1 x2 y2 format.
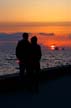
16 33 42 93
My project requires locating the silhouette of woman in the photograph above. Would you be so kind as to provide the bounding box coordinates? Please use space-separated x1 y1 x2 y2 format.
30 36 42 93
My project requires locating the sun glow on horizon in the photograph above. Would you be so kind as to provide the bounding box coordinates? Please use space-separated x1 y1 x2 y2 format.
0 0 71 47
50 45 55 50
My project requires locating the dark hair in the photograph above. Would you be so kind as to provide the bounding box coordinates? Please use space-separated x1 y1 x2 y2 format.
31 36 37 44
22 33 29 40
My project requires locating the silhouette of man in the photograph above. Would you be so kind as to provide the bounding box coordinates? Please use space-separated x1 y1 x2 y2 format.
30 36 42 93
16 33 31 79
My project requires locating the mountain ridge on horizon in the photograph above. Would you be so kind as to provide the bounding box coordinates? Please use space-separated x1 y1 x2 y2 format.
0 32 71 48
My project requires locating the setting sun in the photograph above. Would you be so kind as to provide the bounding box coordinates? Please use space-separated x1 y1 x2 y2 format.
50 45 55 50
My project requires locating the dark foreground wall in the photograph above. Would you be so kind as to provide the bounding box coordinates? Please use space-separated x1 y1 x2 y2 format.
0 65 71 92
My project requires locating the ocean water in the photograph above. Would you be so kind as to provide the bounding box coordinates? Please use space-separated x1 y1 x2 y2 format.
0 40 71 75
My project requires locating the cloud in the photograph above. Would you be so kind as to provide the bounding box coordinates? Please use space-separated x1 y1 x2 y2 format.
39 33 54 36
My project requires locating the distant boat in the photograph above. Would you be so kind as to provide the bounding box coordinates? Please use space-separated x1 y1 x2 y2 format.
55 47 59 50
62 48 65 50
39 33 54 36
54 47 65 51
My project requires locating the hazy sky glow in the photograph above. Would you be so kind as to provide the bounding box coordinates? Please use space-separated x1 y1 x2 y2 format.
0 0 71 47
0 0 71 23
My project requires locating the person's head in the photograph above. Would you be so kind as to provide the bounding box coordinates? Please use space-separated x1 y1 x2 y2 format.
31 36 37 44
22 33 29 40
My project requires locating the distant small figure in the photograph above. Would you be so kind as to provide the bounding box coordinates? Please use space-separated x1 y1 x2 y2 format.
30 36 42 93
16 33 31 79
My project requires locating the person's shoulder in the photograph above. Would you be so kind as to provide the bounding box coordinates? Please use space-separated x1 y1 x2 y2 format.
37 44 41 48
18 39 23 43
17 40 23 46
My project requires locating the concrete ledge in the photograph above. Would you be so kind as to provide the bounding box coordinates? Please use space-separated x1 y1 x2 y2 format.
0 65 71 92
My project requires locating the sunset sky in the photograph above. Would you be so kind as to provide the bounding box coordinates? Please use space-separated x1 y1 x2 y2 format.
0 0 71 47
0 0 71 23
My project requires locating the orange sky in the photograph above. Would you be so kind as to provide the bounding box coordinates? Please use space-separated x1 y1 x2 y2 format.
0 23 71 47
0 0 71 23
37 33 71 47
0 22 71 34
0 0 71 47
